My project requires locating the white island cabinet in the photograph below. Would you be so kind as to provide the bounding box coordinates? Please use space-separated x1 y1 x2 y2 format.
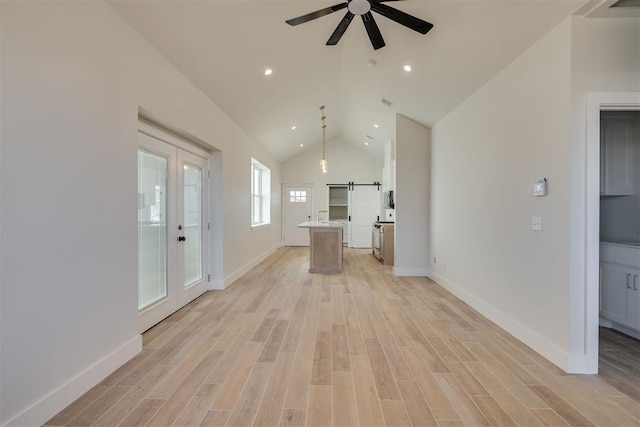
298 221 344 273
600 242 640 338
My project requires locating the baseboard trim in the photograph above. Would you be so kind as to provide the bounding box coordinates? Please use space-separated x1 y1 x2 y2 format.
223 244 280 288
393 267 429 277
428 271 571 372
3 335 142 427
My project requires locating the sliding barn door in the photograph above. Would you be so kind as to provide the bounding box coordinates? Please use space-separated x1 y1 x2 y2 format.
349 186 380 248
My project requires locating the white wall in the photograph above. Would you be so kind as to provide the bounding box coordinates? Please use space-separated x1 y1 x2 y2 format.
281 138 382 218
567 16 640 371
0 2 280 425
430 19 573 369
394 115 431 276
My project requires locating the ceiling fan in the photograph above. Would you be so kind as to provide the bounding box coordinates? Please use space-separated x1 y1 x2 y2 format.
285 0 433 50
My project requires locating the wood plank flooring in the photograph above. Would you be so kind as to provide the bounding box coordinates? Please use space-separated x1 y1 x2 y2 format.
46 247 640 426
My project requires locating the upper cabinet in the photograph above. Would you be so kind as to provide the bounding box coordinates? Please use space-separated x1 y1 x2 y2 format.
382 141 395 193
601 112 638 196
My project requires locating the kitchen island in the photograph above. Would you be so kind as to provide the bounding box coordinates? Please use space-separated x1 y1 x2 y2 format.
297 221 344 273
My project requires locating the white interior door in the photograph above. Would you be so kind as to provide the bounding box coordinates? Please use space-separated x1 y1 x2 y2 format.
138 130 209 332
283 185 312 246
349 185 381 248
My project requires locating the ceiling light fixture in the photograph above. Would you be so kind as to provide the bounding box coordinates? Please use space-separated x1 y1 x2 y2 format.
319 105 328 174
374 124 379 128
264 68 273 76
403 65 412 72
299 143 304 147
291 126 296 130
365 142 369 146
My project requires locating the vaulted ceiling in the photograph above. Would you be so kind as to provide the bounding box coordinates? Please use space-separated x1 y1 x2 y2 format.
109 0 589 161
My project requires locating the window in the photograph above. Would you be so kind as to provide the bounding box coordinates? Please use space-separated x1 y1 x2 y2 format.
289 190 307 203
251 158 271 227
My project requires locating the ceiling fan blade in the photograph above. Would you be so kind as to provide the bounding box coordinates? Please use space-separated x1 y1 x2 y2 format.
370 2 433 34
326 11 355 45
362 12 386 50
286 2 348 26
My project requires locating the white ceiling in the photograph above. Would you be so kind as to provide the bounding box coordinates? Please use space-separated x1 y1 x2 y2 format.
109 0 589 161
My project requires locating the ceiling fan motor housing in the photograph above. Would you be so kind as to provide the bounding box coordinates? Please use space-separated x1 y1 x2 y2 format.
348 0 371 15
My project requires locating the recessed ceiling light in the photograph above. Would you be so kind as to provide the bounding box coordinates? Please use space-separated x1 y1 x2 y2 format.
291 126 297 130
299 143 304 147
374 124 379 128
403 65 412 72
264 68 273 76
365 142 369 146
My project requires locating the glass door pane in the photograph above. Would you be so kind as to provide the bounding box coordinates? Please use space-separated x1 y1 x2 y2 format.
138 150 168 310
182 163 203 287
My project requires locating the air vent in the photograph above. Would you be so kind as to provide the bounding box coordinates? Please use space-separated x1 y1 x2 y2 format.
366 135 374 140
381 97 394 107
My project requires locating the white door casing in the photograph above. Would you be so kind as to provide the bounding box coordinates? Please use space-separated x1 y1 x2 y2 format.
584 92 640 374
283 184 313 246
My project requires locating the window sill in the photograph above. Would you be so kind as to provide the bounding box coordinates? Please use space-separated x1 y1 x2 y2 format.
251 223 271 232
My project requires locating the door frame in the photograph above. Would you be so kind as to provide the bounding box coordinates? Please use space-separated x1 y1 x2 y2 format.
584 92 640 373
282 183 313 245
137 120 212 332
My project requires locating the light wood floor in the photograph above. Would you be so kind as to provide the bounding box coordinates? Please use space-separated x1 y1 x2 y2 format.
46 248 640 426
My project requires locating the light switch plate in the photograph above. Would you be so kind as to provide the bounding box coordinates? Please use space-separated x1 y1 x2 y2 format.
532 216 543 231
533 179 547 196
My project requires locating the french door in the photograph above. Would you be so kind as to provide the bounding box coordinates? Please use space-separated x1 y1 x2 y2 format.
137 129 209 332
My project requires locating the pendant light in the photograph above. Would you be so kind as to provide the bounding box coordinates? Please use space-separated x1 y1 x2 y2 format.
320 105 328 174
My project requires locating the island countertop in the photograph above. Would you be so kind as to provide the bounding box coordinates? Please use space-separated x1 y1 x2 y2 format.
298 221 345 229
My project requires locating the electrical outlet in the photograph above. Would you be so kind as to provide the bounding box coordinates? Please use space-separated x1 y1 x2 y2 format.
532 216 543 231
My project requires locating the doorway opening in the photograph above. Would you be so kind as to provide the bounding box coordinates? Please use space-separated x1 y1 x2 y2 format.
585 92 640 375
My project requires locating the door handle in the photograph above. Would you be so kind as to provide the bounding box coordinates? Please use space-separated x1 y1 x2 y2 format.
627 274 632 289
178 236 186 242
634 275 638 291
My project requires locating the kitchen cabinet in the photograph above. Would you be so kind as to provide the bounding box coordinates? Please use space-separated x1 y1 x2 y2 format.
298 221 343 273
380 223 394 265
600 243 640 334
600 112 637 196
600 263 639 328
382 141 395 194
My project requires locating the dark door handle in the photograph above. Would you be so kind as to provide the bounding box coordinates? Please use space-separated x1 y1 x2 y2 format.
178 236 186 242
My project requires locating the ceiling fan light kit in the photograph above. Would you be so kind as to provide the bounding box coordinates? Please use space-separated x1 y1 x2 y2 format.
286 0 433 50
